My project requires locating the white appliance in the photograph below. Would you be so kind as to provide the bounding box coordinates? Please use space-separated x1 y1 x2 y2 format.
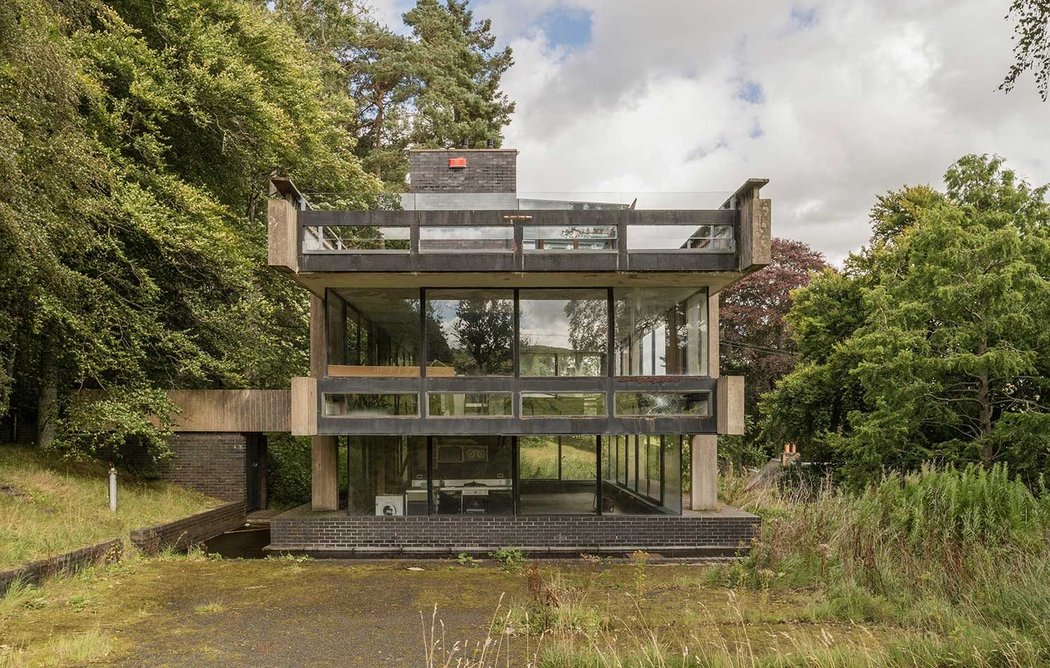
375 494 405 516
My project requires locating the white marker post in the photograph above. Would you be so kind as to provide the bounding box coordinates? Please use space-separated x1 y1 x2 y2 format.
109 465 117 513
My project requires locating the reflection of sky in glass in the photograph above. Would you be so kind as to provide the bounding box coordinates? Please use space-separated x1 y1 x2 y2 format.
419 227 513 240
520 298 572 349
430 300 461 342
427 292 514 348
519 292 606 353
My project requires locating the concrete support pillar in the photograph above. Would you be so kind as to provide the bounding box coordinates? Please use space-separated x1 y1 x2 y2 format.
707 292 720 378
691 434 718 511
311 435 339 511
309 294 326 378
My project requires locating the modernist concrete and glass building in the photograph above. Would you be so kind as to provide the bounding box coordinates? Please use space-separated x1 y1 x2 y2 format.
265 148 771 556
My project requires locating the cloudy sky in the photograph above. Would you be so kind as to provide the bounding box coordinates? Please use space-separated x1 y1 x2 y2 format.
370 0 1049 263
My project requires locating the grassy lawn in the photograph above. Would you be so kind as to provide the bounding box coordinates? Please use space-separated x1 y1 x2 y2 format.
0 555 899 668
0 461 1045 667
0 446 220 569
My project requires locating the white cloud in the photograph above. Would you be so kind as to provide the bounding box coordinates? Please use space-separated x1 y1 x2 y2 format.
464 0 1050 264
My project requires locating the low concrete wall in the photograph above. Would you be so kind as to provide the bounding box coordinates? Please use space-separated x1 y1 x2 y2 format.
0 539 122 597
130 501 246 554
269 508 760 558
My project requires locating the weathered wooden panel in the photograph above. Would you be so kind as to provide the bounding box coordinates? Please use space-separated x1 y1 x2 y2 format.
167 390 290 433
290 377 318 436
267 198 298 272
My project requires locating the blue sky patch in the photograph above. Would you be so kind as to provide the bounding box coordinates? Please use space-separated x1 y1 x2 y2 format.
737 80 765 104
534 6 593 49
789 6 818 31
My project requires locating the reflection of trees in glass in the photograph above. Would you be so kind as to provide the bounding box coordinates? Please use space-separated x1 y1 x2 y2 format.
614 290 701 375
451 299 513 375
423 302 453 364
565 298 608 354
317 225 409 250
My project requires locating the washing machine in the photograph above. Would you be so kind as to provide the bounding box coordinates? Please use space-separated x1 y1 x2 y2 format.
375 494 404 516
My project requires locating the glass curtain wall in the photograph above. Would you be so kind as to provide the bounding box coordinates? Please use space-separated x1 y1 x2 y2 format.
347 436 428 515
601 435 683 515
425 289 514 376
349 435 683 516
519 436 598 514
431 436 513 515
614 288 708 376
326 287 710 379
327 289 421 374
518 290 607 376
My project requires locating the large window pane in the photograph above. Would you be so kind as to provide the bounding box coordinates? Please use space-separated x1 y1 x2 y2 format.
304 225 410 252
348 436 428 516
327 289 420 374
600 434 683 515
432 436 513 515
523 225 617 251
425 289 514 376
521 393 606 417
419 227 513 253
614 392 711 416
614 288 708 376
324 393 418 417
519 436 598 515
519 289 607 377
427 393 513 417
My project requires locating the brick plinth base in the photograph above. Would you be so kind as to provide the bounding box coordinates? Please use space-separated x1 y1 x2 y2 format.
268 508 759 558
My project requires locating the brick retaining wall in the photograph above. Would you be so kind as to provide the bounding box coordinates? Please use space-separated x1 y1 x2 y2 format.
160 433 247 502
269 511 759 558
130 501 246 554
0 502 245 596
0 539 122 597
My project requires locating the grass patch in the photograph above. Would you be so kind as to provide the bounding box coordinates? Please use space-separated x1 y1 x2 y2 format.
0 445 219 568
193 602 225 615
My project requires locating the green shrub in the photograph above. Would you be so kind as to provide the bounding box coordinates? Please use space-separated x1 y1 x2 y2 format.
266 434 351 509
735 464 1050 660
266 434 311 508
489 547 525 570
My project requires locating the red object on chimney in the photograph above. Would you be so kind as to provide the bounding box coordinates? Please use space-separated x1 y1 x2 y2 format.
448 157 467 169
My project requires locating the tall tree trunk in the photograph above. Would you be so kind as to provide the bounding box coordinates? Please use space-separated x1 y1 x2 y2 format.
976 342 993 466
372 87 385 181
36 335 58 449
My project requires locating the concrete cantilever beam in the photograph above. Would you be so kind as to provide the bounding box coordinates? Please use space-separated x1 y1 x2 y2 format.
722 178 772 273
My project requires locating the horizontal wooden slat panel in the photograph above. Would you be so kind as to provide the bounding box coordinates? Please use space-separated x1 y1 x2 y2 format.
167 390 290 433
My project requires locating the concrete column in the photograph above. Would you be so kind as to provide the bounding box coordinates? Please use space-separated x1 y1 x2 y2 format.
691 434 718 511
308 291 336 511
707 292 719 378
309 294 325 378
311 435 339 511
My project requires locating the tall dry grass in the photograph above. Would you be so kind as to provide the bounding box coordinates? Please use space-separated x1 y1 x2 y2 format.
0 445 219 568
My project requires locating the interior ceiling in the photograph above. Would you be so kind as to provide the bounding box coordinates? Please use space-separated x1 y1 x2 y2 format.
331 288 419 324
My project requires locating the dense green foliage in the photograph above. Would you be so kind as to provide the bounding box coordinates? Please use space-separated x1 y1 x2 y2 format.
272 0 514 187
728 466 1050 665
717 238 828 468
0 0 513 462
1002 0 1050 100
761 156 1050 486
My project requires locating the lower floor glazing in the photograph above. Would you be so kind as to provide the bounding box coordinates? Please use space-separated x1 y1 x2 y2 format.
346 435 685 517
